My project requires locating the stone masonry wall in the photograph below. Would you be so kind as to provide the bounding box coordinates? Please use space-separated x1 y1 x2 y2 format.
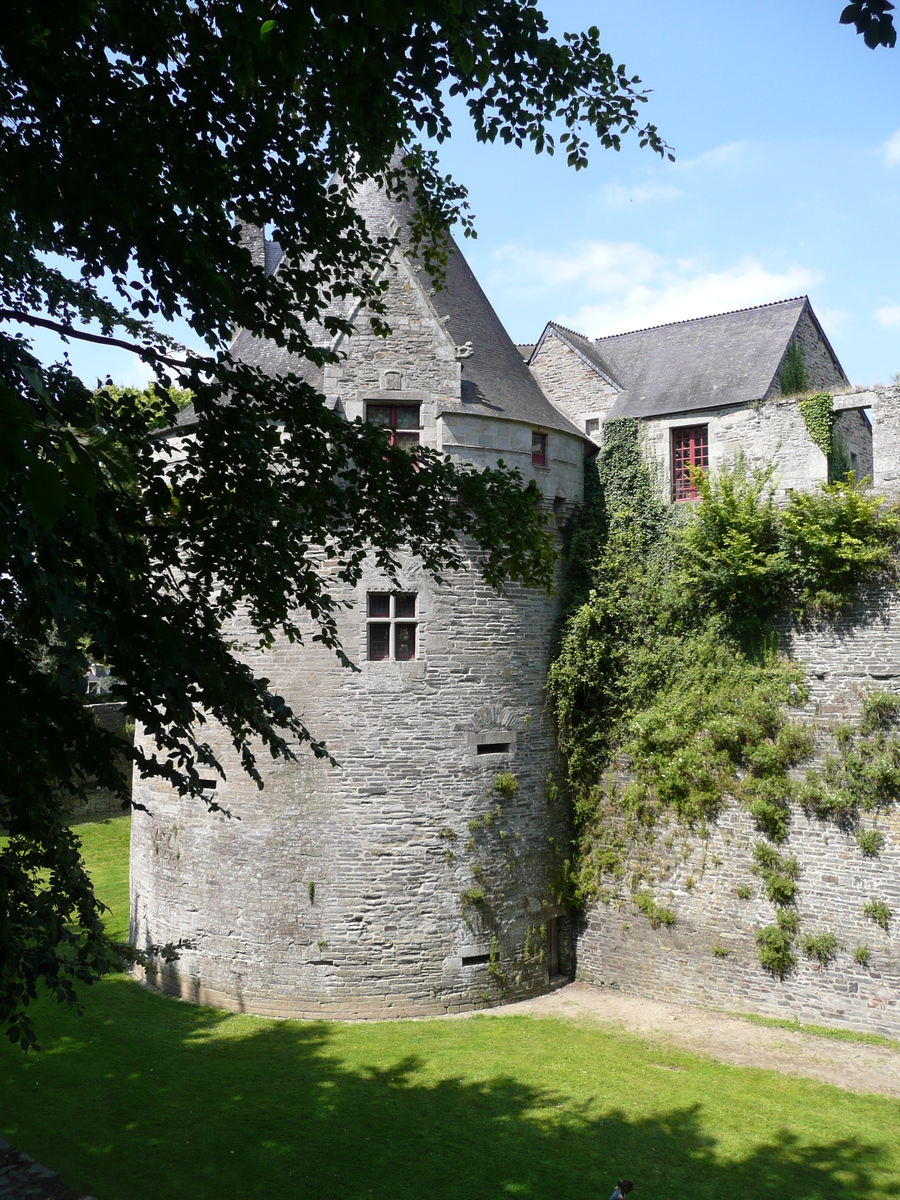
130 240 580 1018
576 565 900 1037
833 406 874 483
641 395 829 501
528 330 619 444
131 546 572 1018
866 385 900 499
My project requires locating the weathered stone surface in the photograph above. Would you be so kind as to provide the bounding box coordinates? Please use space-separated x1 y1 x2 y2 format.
528 328 619 442
576 584 900 1037
130 238 583 1018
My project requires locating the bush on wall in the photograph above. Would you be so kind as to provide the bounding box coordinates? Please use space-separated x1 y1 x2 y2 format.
549 421 900 968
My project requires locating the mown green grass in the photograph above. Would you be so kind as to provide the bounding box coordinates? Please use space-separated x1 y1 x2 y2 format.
2 816 900 1200
731 1010 900 1050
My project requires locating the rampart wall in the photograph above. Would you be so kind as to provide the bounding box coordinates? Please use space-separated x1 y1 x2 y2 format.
576 385 900 1035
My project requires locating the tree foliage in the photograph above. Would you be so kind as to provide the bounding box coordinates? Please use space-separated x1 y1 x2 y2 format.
840 0 897 48
0 2 673 1047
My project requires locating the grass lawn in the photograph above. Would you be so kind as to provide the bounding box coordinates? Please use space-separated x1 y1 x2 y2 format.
2 817 900 1200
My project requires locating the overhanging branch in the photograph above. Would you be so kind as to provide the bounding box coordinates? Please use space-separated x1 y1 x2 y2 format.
0 309 198 372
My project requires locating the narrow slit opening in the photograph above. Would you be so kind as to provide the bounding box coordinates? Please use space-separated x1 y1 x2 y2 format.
461 953 491 966
476 742 510 756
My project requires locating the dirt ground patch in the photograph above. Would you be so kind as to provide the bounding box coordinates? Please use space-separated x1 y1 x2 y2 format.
482 981 900 1098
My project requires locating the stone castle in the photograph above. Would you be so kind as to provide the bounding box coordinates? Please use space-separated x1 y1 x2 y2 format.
129 180 900 1034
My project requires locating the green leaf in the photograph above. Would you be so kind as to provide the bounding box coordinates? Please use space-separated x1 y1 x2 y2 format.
22 456 66 530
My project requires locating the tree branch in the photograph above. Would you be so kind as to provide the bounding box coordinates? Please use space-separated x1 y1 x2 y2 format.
0 309 195 371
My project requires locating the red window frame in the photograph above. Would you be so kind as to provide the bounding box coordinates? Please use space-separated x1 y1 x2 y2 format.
672 425 709 502
532 431 547 467
366 403 420 448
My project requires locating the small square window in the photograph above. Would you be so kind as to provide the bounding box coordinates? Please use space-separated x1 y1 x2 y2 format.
366 402 421 448
585 418 600 436
366 593 419 661
532 431 547 467
395 593 416 618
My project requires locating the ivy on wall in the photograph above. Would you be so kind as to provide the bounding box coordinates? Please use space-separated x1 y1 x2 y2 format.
798 392 835 457
780 340 807 395
549 421 900 975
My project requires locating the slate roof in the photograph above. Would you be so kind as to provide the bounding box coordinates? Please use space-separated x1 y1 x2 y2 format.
350 177 584 438
591 297 847 420
177 179 585 440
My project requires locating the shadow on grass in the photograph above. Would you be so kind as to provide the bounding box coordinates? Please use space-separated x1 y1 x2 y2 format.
4 981 900 1200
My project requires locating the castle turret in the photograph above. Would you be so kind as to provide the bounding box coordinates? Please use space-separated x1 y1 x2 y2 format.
128 180 588 1017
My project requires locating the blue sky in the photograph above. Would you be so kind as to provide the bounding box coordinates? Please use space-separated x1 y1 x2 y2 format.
434 0 900 385
29 1 898 389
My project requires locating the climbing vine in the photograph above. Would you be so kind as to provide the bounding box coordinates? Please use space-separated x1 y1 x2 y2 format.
798 392 835 457
549 422 900 975
780 340 807 395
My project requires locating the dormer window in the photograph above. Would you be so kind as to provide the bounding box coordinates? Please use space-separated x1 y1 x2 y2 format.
532 431 547 467
672 425 708 501
367 403 420 449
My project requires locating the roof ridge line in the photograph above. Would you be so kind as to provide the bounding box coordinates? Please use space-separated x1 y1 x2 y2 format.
548 320 593 342
593 296 809 342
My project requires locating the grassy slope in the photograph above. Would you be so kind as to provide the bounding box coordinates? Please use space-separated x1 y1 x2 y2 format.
2 816 899 1200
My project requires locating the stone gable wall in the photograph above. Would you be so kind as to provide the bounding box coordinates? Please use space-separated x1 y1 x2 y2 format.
528 331 619 444
767 307 848 399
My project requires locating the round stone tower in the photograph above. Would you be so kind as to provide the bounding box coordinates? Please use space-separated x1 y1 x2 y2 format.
129 186 587 1017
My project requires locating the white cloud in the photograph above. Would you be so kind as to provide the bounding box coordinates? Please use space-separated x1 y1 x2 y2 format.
490 239 820 338
596 180 682 208
488 239 660 298
672 141 755 173
875 303 900 327
815 306 852 332
880 130 900 167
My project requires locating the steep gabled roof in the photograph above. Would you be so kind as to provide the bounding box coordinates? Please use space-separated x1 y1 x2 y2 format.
350 178 584 437
218 179 583 439
596 297 846 420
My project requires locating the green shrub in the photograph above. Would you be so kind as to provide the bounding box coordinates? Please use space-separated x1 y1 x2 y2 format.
780 482 900 616
756 910 799 979
736 884 751 900
853 944 871 967
801 931 837 967
860 689 900 734
857 829 884 857
549 448 900 926
751 843 800 906
781 342 808 396
863 898 891 931
712 944 730 959
632 891 676 929
461 887 485 906
493 772 518 799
